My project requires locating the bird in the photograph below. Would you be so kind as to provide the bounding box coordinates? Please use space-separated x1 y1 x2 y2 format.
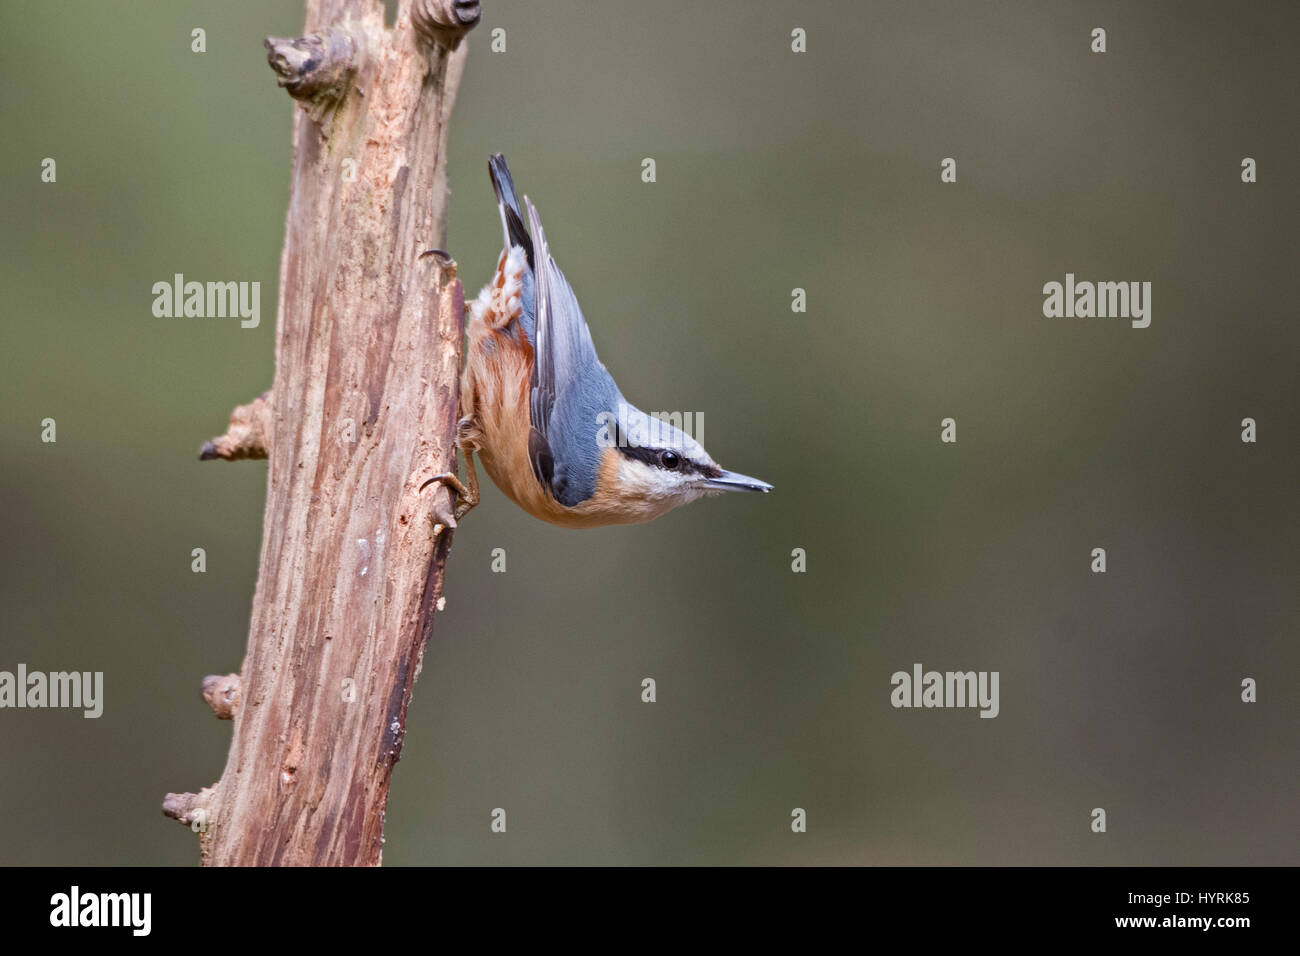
422 153 771 529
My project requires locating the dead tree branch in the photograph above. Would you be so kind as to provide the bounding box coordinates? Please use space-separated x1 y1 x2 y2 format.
166 0 477 866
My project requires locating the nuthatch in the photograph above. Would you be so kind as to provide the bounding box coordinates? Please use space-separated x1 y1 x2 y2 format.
424 154 771 529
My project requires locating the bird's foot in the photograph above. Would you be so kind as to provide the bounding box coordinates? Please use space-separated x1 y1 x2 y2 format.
420 247 457 280
420 451 479 531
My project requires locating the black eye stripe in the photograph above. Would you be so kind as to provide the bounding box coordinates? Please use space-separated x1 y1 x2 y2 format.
614 443 719 477
616 442 681 469
611 418 720 476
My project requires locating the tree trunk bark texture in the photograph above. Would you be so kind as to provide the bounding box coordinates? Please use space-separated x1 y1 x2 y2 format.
162 0 479 866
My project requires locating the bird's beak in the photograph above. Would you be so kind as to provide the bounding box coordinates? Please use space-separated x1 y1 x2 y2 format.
703 469 773 493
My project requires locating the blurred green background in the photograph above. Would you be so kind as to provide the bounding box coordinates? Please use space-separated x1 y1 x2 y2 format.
1 0 1296 865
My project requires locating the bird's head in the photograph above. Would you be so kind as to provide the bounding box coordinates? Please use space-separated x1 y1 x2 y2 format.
600 404 772 518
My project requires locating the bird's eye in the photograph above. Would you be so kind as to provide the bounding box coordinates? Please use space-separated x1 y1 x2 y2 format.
660 450 680 470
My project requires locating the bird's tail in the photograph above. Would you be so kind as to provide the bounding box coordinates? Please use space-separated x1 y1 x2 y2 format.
488 153 534 267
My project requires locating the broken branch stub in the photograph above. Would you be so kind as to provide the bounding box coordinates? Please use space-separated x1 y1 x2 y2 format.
201 673 241 720
412 0 482 48
199 392 271 461
265 29 358 106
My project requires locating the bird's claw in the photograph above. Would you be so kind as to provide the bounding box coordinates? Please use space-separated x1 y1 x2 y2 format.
420 469 478 530
420 248 457 280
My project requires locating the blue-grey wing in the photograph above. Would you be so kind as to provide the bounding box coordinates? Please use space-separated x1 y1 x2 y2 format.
525 197 621 507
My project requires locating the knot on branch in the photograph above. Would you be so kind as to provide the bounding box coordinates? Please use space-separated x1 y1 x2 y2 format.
201 673 241 719
265 29 358 109
162 787 216 830
411 0 481 49
199 391 271 461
